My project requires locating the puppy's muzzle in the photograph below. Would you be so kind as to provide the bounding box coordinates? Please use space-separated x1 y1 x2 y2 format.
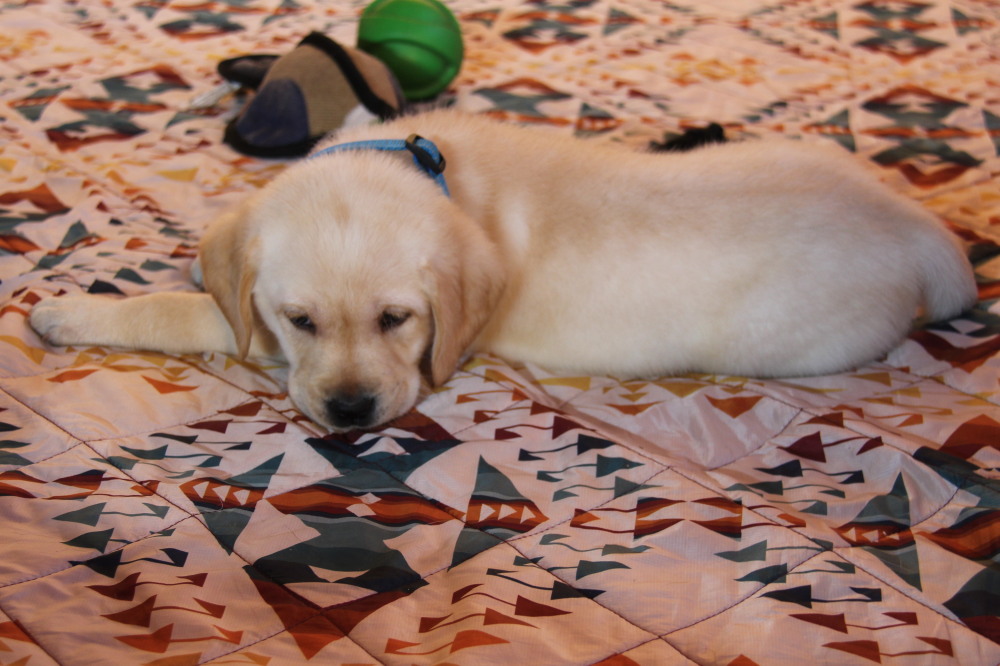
326 390 378 429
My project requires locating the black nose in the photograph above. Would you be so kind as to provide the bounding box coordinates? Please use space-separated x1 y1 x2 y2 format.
326 391 377 429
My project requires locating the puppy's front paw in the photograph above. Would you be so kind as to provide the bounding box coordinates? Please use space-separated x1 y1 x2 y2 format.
30 295 110 347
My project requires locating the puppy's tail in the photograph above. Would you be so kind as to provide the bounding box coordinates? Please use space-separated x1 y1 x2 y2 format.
916 220 977 322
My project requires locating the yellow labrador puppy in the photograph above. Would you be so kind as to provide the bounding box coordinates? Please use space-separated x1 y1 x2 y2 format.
31 111 976 431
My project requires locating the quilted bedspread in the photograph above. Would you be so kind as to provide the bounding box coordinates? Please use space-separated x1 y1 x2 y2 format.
2 0 1000 664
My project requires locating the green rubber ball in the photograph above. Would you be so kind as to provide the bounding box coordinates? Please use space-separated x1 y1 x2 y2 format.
357 0 464 101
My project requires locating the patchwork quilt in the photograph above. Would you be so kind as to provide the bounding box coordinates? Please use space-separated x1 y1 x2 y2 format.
1 0 999 664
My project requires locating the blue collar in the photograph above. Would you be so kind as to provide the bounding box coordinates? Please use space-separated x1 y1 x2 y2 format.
309 134 450 197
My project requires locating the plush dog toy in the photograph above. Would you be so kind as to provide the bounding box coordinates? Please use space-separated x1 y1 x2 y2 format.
220 32 406 157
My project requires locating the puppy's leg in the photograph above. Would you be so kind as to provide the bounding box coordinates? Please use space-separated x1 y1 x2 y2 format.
30 292 250 356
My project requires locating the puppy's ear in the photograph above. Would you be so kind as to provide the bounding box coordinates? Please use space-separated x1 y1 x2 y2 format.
199 208 259 358
426 219 505 386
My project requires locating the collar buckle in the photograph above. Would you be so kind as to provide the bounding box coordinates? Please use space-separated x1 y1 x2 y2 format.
404 134 446 176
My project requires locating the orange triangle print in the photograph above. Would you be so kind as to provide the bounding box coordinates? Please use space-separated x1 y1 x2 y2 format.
482 607 535 628
103 595 156 626
513 595 570 618
0 619 32 642
0 235 42 254
942 414 1000 459
48 368 99 383
0 183 68 213
450 629 508 653
418 615 451 633
823 639 882 663
571 509 600 526
805 412 844 428
727 657 762 666
384 638 421 655
852 372 893 386
916 636 953 657
790 612 848 633
618 390 647 403
707 394 762 418
142 375 198 394
655 380 704 398
225 401 263 417
0 335 48 364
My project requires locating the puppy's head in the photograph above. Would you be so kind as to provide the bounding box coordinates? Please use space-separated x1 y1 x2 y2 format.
199 154 504 431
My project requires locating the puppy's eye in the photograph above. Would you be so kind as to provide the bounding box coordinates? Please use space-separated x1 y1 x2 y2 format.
379 310 410 332
288 313 316 333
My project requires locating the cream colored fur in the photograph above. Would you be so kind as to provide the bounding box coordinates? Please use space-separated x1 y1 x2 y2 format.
30 111 977 431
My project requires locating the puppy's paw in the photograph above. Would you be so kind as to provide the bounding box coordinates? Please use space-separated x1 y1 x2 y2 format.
30 295 112 347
